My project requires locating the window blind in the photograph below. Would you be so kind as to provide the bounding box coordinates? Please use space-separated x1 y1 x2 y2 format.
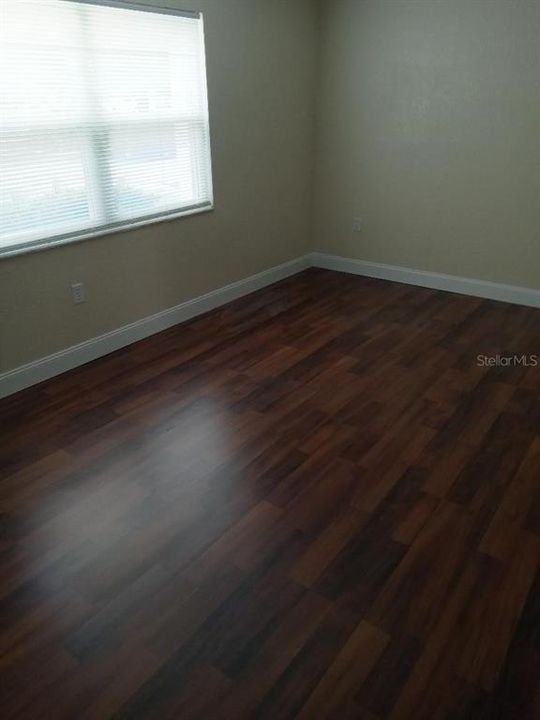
0 0 213 255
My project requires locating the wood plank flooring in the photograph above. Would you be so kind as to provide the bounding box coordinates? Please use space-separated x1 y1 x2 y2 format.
1 268 539 719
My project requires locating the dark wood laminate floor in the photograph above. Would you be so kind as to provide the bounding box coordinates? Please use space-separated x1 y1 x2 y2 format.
1 268 539 719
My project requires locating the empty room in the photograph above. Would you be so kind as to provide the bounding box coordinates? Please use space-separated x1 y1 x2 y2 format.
1 0 539 718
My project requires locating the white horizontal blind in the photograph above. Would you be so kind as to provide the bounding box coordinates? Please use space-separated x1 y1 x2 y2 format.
0 0 213 255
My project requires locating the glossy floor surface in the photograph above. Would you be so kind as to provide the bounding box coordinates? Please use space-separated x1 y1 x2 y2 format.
1 269 539 719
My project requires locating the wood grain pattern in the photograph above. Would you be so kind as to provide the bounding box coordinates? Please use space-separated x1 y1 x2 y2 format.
0 268 539 719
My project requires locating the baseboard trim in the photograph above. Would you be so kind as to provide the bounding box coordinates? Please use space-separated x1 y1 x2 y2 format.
311 252 540 309
3 252 538 399
0 255 311 399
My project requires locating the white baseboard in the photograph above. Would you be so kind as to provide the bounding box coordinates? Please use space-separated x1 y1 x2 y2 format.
311 252 540 309
0 255 311 399
3 251 538 399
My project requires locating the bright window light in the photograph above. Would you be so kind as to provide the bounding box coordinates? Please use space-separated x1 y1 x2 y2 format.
0 0 213 256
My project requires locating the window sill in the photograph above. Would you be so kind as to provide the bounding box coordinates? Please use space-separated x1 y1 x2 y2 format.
0 203 214 260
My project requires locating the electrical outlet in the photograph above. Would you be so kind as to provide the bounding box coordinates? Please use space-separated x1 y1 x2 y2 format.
352 217 362 232
71 282 86 304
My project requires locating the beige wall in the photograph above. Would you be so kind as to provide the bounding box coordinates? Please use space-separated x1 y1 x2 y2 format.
313 0 540 290
3 0 540 375
0 0 318 372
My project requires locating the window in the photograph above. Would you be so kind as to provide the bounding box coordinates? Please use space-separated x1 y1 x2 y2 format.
0 0 213 256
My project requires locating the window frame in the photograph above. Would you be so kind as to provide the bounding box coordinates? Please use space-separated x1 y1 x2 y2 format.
0 0 214 259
